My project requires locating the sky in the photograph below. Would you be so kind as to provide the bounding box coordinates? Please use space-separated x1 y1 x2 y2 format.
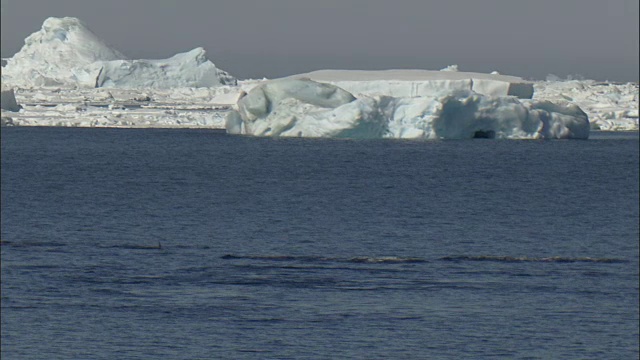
1 0 638 82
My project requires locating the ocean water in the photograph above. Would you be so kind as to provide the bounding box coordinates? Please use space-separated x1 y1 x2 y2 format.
1 127 638 359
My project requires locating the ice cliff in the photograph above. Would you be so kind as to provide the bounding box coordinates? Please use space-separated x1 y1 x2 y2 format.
227 78 589 140
1 17 235 89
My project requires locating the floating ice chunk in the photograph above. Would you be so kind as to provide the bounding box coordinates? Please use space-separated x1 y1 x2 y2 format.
228 78 589 140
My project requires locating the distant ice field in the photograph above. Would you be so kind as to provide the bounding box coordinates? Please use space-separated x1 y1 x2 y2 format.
2 80 637 134
1 17 637 134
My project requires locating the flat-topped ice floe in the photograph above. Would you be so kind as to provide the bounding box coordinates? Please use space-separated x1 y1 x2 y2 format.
2 17 235 89
227 78 589 140
283 69 534 99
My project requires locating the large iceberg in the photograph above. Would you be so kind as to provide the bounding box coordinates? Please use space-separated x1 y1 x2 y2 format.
283 69 534 99
227 78 589 139
2 17 125 87
1 17 235 89
74 47 236 88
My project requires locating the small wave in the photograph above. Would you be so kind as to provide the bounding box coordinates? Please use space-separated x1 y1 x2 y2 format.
0 240 67 248
221 254 323 261
348 256 426 264
99 243 163 250
221 254 427 264
440 255 627 263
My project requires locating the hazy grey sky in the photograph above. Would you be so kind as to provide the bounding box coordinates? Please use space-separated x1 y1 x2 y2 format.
1 0 638 81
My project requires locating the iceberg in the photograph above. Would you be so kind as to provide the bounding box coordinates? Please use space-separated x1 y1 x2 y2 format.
2 17 235 89
283 69 534 99
74 48 236 88
227 78 589 139
2 17 125 88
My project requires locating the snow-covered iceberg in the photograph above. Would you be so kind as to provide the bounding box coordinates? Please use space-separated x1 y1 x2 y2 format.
2 17 125 87
74 47 236 88
1 17 235 89
283 69 534 99
227 78 589 139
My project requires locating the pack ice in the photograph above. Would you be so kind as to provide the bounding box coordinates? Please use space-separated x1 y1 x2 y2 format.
534 80 639 131
227 78 590 139
1 17 235 89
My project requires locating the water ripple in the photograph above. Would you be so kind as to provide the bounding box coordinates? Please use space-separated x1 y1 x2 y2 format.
440 255 628 263
221 254 427 264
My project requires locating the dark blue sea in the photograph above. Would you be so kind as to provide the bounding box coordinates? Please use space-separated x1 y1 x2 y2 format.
1 127 638 359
